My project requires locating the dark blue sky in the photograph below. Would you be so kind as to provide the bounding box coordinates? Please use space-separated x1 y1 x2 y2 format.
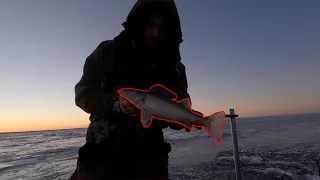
1 0 320 132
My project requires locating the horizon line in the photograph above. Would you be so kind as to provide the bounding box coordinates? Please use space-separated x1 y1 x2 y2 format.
1 111 319 134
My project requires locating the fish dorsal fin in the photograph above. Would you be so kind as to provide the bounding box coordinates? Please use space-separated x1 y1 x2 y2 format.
141 111 153 128
178 98 191 110
148 84 177 100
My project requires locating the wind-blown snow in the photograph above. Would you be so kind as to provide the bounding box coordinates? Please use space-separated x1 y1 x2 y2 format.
0 113 319 180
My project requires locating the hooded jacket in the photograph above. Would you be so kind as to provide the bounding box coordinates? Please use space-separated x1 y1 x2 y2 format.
74 0 190 161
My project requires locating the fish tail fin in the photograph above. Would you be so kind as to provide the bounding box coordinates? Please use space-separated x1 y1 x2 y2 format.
203 111 226 145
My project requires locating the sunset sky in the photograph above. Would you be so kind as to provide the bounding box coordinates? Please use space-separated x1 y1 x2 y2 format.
1 0 320 133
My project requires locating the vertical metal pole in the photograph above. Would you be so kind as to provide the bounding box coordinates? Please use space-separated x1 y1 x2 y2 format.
317 153 320 177
230 109 242 180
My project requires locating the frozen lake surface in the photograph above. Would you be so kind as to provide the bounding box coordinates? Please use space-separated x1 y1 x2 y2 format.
0 113 320 180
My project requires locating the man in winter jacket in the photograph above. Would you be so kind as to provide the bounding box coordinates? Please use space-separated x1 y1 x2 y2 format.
71 0 201 179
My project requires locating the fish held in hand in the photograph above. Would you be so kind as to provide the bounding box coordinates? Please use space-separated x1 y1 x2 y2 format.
118 84 226 145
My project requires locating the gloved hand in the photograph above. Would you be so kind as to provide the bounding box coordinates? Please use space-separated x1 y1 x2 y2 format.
120 96 140 116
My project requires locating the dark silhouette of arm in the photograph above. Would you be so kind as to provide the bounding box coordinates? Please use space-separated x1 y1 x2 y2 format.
74 41 119 119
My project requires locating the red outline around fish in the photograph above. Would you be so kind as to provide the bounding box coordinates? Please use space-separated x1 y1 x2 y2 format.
118 84 226 145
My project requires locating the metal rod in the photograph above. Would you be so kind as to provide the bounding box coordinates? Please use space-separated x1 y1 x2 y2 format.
317 153 320 177
229 108 242 180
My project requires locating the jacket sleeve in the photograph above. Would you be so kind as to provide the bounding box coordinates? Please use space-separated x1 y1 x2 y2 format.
168 61 192 130
173 61 190 100
74 41 119 119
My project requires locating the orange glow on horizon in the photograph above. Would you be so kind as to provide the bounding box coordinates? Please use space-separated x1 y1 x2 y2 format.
1 99 319 133
1 109 90 133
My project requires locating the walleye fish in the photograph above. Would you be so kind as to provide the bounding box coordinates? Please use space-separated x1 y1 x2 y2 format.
118 84 226 145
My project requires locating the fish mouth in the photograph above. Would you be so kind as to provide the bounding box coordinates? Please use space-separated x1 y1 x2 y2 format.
118 88 146 104
118 89 136 98
118 88 129 95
